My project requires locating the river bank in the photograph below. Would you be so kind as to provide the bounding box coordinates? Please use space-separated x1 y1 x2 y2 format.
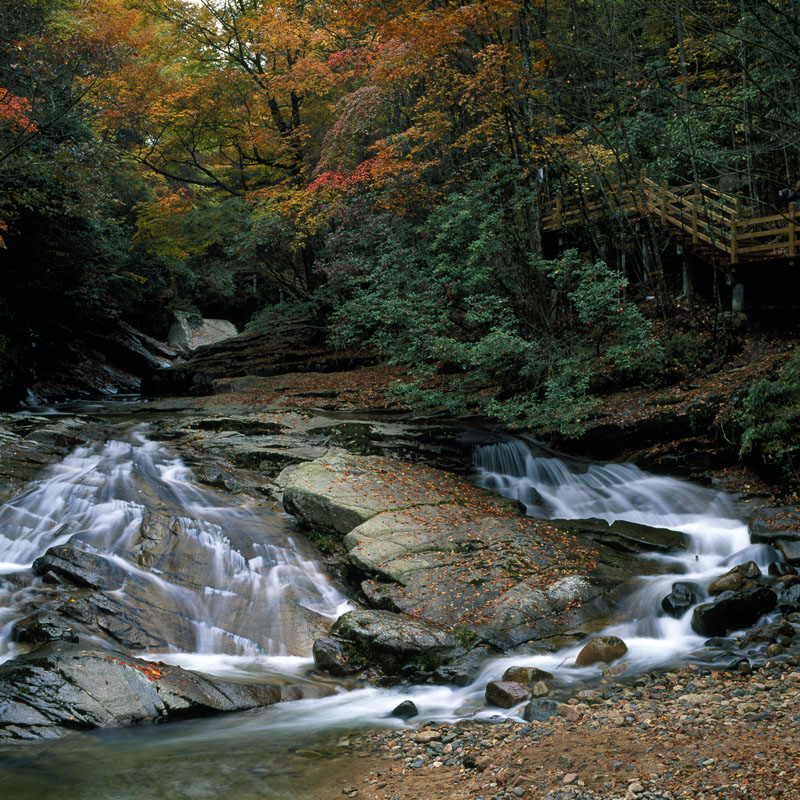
1 379 799 797
315 656 800 800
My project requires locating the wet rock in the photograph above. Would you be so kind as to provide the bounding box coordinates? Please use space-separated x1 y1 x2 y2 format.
691 586 778 637
317 609 460 677
778 583 800 613
485 680 530 708
432 645 495 687
312 637 356 676
739 620 795 647
661 581 700 618
502 665 554 684
12 611 79 644
776 539 800 565
390 700 419 720
602 661 629 678
32 545 125 591
728 560 763 579
523 698 560 721
575 636 628 666
769 561 798 577
0 642 280 742
708 572 749 595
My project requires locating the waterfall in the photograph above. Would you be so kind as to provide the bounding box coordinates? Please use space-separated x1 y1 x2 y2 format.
0 425 351 670
471 439 776 677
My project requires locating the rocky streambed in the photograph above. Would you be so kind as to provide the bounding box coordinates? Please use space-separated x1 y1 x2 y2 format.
0 399 799 799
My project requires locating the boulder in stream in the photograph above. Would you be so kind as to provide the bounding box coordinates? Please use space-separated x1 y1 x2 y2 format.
313 609 461 678
661 581 700 619
0 643 281 743
574 635 628 666
691 586 778 637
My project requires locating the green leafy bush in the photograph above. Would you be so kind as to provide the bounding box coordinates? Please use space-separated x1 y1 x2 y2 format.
738 348 800 479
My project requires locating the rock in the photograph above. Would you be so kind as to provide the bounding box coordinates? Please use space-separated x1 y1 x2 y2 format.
776 539 800 565
390 700 418 720
168 312 238 353
778 583 800 613
530 680 551 697
766 643 784 657
502 665 554 684
661 581 700 618
691 586 778 637
575 636 628 666
283 453 460 536
769 562 798 577
32 545 125 590
312 637 356 676
556 703 579 721
708 572 748 595
432 645 495 687
415 730 441 743
523 698 560 721
739 620 795 647
728 560 763 579
0 642 280 742
485 680 530 708
11 611 79 644
284 454 666 650
318 609 460 676
25 319 177 404
602 661 629 678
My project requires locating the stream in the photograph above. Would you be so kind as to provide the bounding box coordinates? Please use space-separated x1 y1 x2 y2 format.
0 414 778 798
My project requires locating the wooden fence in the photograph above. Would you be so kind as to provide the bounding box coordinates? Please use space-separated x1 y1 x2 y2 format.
542 173 800 265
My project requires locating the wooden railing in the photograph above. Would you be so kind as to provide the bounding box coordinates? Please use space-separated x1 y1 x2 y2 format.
542 173 800 265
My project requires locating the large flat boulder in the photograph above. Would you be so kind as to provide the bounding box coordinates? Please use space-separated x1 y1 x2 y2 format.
283 454 476 535
0 643 281 743
286 454 662 650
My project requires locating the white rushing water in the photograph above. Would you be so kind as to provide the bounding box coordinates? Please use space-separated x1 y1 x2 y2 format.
0 427 777 739
0 425 351 668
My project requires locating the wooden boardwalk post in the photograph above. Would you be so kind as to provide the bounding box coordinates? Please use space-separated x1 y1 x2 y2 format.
730 199 741 264
691 194 699 244
789 203 797 258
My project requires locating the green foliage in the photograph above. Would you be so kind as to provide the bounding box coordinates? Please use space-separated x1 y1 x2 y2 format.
737 348 800 479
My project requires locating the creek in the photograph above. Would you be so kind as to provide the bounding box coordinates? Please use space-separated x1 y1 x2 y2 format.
0 412 774 798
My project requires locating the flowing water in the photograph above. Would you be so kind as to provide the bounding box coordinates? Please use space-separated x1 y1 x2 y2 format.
0 424 773 798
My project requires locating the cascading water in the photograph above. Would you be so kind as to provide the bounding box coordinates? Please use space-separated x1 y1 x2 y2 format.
471 439 777 679
0 422 785 799
0 425 351 672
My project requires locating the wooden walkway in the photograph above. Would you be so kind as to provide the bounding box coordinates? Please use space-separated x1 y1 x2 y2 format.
542 173 800 265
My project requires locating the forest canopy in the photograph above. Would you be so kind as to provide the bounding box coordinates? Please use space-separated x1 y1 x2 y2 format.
2 0 799 436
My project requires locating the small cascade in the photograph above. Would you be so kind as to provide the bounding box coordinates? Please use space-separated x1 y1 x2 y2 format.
471 439 771 677
0 426 351 669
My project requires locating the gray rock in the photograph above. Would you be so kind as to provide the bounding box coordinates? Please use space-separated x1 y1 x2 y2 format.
661 581 700 618
312 637 356 676
523 698 560 721
0 643 280 742
168 312 238 353
318 609 460 676
12 611 79 644
32 545 125 591
691 586 778 637
778 583 800 613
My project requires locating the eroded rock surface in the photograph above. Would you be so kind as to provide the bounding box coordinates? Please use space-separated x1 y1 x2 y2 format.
0 642 281 743
285 453 669 656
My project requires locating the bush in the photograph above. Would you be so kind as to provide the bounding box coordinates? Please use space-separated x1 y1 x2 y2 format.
737 347 800 480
